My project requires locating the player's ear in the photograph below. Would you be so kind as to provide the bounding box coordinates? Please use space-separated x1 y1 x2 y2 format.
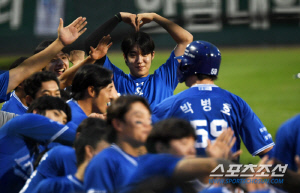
75 132 81 139
151 51 155 60
112 118 123 133
25 95 33 106
87 86 96 98
123 53 128 65
17 82 24 90
155 142 169 154
32 109 39 114
85 145 95 160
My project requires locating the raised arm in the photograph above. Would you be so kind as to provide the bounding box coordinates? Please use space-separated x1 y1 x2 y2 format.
7 17 87 94
84 12 136 65
59 35 112 89
136 13 193 56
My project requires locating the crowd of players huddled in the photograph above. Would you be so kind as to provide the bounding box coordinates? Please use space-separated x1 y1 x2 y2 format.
0 12 299 193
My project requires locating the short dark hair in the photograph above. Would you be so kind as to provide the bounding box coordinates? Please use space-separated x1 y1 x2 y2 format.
121 31 155 57
34 40 54 54
106 95 151 142
24 71 60 99
146 118 196 153
71 64 113 100
34 40 69 55
9 57 28 70
196 74 218 81
27 95 72 122
74 118 111 166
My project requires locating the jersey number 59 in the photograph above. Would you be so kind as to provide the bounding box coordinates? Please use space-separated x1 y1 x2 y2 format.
190 119 228 148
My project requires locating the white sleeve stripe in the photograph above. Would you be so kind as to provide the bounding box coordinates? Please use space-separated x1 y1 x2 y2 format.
50 125 69 143
87 189 107 193
111 144 138 166
252 142 275 156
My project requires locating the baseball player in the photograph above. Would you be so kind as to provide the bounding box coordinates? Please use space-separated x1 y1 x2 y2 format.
67 64 115 126
152 41 274 157
274 114 300 171
1 57 29 114
30 118 111 193
20 118 98 193
85 12 193 110
0 96 77 193
0 17 87 103
84 95 152 193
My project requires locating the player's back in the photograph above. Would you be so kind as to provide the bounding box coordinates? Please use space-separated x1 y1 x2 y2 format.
120 153 182 193
84 144 139 193
274 114 300 171
20 145 77 193
153 84 274 156
32 174 83 193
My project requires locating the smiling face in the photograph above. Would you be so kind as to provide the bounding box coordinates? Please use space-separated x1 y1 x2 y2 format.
34 80 61 99
45 51 69 77
119 102 152 147
92 82 114 114
124 45 154 78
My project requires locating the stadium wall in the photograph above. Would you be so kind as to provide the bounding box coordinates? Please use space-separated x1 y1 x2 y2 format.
0 0 300 54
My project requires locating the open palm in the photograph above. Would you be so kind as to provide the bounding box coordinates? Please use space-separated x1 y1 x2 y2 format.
90 35 113 60
58 17 87 46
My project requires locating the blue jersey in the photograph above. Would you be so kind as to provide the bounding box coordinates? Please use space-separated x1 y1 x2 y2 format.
0 71 10 102
20 145 77 193
200 187 232 193
103 51 179 110
1 91 28 114
0 114 77 193
121 153 182 193
67 99 88 126
274 114 300 171
153 84 274 156
32 175 83 193
84 144 138 193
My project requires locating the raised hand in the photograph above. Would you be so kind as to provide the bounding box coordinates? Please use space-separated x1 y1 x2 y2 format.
136 13 155 31
58 17 87 46
206 127 240 160
120 12 138 31
89 35 113 60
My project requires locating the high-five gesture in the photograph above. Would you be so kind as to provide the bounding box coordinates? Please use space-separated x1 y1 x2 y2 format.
58 17 87 46
206 128 242 160
6 17 88 96
89 35 113 60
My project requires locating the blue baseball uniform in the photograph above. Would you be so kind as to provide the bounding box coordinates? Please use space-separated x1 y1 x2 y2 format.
32 175 83 193
153 84 274 156
84 144 138 193
120 153 182 193
67 99 88 126
0 71 10 102
103 51 179 110
1 91 28 114
0 114 77 193
200 187 232 193
20 145 76 193
274 114 300 171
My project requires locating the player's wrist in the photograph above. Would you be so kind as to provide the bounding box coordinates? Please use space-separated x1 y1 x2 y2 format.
115 13 122 22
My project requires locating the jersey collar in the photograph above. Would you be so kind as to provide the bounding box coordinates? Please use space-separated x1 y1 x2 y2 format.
128 74 149 82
